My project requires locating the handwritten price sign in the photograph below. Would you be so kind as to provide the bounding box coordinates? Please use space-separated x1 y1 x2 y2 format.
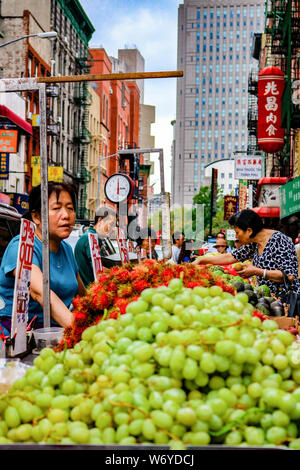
11 219 35 356
117 228 130 265
88 232 103 280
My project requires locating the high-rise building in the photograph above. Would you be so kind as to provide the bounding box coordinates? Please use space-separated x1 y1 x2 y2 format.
172 0 265 205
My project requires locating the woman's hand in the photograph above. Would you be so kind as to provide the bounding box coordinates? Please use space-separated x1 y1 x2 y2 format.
238 265 260 278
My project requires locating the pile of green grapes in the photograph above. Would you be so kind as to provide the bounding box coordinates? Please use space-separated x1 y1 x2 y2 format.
0 278 300 449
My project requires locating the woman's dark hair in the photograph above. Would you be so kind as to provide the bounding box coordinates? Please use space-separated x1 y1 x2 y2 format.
136 227 158 247
172 231 185 244
178 241 192 264
22 181 77 220
228 209 264 238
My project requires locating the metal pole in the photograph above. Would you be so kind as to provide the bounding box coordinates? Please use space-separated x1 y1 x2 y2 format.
38 83 51 328
159 149 165 194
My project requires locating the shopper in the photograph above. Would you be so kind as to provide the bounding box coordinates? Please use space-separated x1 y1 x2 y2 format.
0 182 86 335
193 208 300 300
213 239 229 255
207 232 232 253
74 205 118 287
171 231 185 263
136 227 158 260
178 240 194 263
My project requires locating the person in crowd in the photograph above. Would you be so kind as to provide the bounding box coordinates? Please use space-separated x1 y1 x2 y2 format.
0 182 87 335
213 239 229 255
136 227 158 260
74 205 118 287
193 208 300 300
207 231 232 253
171 231 185 263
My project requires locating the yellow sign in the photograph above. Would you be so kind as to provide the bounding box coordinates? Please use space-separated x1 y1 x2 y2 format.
32 166 64 187
32 114 40 127
31 155 40 167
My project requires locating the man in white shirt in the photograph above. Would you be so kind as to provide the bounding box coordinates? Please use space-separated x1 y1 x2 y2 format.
171 232 185 263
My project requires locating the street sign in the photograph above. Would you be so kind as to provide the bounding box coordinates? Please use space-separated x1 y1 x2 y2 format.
279 176 300 219
88 232 103 280
234 154 263 180
238 180 248 211
11 219 35 356
0 129 18 153
0 152 9 180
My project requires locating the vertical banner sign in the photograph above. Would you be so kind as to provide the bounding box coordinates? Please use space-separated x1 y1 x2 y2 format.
209 168 218 236
224 195 239 220
257 66 285 154
11 219 35 356
238 180 248 211
88 232 103 280
117 228 130 265
0 152 9 180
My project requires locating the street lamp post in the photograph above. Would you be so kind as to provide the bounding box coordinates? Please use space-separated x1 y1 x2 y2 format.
0 31 57 48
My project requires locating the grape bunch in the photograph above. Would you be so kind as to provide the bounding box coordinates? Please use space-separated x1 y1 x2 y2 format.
0 278 299 449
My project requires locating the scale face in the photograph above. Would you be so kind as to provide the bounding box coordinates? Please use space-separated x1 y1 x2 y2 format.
104 173 134 203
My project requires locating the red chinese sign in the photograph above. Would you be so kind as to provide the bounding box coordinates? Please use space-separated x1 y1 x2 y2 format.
257 66 285 154
88 232 103 280
11 219 35 356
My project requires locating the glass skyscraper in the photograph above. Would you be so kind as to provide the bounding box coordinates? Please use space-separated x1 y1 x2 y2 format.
172 0 265 205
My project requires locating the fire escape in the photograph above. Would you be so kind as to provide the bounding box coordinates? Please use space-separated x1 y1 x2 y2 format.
73 51 93 219
264 0 300 176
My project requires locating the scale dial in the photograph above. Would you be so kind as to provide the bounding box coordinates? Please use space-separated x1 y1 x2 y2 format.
104 173 134 203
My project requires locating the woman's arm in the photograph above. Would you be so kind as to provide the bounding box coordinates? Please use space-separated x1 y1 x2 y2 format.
76 273 87 297
30 264 73 328
192 253 237 265
239 265 294 283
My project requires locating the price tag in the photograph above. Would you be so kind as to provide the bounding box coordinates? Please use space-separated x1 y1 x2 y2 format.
11 219 35 356
117 228 130 265
88 232 103 280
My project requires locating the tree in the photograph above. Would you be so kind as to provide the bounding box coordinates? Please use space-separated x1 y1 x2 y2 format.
193 185 229 238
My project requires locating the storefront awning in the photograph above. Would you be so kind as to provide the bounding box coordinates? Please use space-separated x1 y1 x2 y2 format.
0 105 32 135
252 206 280 218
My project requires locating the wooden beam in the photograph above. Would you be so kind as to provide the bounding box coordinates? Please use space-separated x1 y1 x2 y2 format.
37 70 183 84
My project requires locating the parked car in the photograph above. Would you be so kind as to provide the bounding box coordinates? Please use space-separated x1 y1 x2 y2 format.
0 203 21 264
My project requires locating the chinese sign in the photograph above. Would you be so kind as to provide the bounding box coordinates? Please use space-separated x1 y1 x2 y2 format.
32 165 64 187
32 114 40 127
88 232 103 280
238 180 248 211
224 195 238 220
211 168 218 217
234 155 263 180
226 229 236 241
11 219 35 356
0 129 18 153
0 152 9 180
117 228 130 265
279 176 300 219
257 66 285 154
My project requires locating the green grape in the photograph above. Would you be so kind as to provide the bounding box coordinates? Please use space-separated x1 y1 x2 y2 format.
5 406 21 429
200 353 216 374
182 358 198 380
248 382 262 399
51 395 70 410
176 407 196 426
225 430 243 446
34 393 53 409
69 425 90 444
48 364 65 385
142 418 157 440
151 410 173 429
266 426 287 445
126 299 148 315
244 426 265 446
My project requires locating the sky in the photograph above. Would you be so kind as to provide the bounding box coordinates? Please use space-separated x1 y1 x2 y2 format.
79 0 182 193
